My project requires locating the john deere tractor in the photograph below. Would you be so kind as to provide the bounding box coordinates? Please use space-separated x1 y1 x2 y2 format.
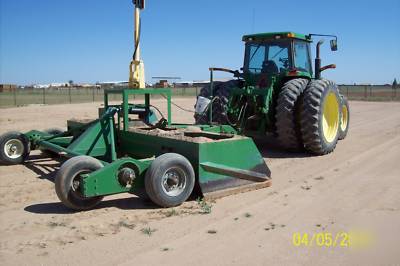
195 32 350 155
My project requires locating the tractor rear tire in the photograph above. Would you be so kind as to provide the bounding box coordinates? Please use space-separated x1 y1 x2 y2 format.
275 78 309 151
0 131 30 165
300 79 341 155
55 156 104 211
194 80 239 124
145 153 195 208
338 95 350 140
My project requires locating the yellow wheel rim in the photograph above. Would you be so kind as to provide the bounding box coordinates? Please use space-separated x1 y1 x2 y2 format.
322 92 340 143
340 104 348 132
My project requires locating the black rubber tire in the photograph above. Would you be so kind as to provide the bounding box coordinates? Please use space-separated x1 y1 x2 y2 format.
0 131 30 165
41 128 64 156
300 79 341 155
338 95 350 140
275 78 309 151
55 156 104 211
194 80 239 124
45 128 64 135
145 153 195 207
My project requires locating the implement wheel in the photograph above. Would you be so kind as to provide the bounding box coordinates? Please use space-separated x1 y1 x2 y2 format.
55 156 104 211
275 78 309 151
0 131 30 165
338 95 350 140
41 128 64 157
300 79 341 155
145 153 195 207
45 128 64 135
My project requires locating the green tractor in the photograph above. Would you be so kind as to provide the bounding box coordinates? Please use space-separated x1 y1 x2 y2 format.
195 32 350 155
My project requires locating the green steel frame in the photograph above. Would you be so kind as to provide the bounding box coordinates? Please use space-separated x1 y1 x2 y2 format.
22 88 270 201
104 88 172 130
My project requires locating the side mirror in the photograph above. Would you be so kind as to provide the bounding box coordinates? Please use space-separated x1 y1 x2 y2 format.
330 39 338 51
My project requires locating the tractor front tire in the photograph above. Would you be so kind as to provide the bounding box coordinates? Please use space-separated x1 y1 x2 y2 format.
300 79 341 155
194 80 239 124
55 156 104 211
275 78 309 151
338 95 350 140
145 153 195 207
0 131 30 165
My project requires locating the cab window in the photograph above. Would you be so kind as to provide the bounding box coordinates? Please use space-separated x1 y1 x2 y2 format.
294 41 312 73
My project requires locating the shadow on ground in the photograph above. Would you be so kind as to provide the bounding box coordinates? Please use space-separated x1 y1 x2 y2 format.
254 137 312 159
23 153 64 183
24 196 159 214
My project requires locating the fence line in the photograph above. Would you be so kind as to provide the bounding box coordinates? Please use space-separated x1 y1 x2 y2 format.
0 85 398 108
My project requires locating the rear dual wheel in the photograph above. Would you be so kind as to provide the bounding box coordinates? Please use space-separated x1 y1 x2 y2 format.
275 78 309 151
300 79 341 155
338 95 350 140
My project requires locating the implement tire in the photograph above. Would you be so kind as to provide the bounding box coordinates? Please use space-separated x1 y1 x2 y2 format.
55 156 104 211
41 128 64 157
338 95 350 140
0 131 30 165
275 78 309 151
300 79 341 155
145 153 195 208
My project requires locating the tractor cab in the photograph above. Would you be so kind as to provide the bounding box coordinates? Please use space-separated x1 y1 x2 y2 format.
242 32 313 87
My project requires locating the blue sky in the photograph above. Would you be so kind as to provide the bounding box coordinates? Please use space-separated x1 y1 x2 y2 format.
1 0 399 85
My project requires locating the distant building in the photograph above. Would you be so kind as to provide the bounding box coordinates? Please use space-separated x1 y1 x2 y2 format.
154 79 170 88
192 79 231 87
174 81 193 88
0 84 17 92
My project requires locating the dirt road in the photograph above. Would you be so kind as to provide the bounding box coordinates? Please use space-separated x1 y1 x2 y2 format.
0 99 399 265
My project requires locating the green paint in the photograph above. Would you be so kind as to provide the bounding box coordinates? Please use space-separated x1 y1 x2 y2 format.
242 32 311 42
82 129 269 197
23 88 269 201
219 31 316 137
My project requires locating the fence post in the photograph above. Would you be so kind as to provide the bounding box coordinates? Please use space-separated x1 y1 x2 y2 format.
92 87 95 102
369 85 372 98
69 87 72 103
13 88 17 106
364 85 367 99
43 88 46 104
196 87 198 95
346 86 349 97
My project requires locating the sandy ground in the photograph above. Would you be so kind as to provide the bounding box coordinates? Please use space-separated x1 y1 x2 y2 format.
0 98 400 265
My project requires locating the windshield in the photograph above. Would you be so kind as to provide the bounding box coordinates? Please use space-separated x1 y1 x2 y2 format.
244 41 291 75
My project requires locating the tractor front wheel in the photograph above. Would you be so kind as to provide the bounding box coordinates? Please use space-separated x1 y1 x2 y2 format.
0 131 30 165
145 153 195 207
55 156 104 211
194 80 239 124
300 79 341 155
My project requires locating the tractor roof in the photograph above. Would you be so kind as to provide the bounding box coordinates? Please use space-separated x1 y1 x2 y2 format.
242 32 311 42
